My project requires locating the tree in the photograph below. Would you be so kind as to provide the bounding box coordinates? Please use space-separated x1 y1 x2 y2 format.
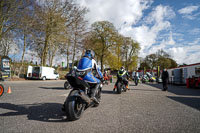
168 58 178 68
16 2 35 76
121 37 140 71
141 49 178 71
156 49 170 58
87 21 118 71
30 0 87 66
0 33 17 56
0 0 25 41
145 53 158 71
68 10 87 67
139 61 150 70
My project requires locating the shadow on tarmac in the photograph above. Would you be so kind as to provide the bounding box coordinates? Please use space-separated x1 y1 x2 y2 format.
129 84 137 86
101 90 114 94
0 103 72 122
146 83 200 111
167 96 200 111
147 83 200 96
39 87 64 90
131 88 161 91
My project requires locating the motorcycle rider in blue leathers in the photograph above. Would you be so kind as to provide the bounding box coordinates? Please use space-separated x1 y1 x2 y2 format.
77 50 103 104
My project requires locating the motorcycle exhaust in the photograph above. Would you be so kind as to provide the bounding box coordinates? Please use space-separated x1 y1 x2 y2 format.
79 91 92 104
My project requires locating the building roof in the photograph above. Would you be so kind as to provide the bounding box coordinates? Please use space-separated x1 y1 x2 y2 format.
168 62 200 70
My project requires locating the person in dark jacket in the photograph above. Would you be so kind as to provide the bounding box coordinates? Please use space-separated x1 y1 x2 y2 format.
161 68 169 91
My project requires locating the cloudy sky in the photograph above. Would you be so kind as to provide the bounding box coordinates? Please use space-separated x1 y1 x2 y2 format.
77 0 200 65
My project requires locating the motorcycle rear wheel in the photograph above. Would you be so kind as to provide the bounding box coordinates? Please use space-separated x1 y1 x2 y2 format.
65 90 85 121
0 84 4 97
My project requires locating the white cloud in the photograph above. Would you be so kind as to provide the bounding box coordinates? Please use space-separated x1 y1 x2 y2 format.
178 5 200 20
178 5 199 14
168 44 200 64
77 0 153 28
146 31 175 55
188 37 200 46
120 5 175 57
167 32 175 45
190 28 200 35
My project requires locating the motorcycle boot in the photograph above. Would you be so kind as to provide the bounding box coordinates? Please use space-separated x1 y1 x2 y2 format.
126 85 130 90
113 85 116 92
91 84 100 104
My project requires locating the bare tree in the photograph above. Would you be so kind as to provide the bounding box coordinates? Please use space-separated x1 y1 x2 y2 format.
0 0 24 41
16 3 35 76
0 33 17 56
30 0 87 66
69 14 87 67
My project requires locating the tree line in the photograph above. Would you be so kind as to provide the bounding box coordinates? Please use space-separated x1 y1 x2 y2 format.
139 49 178 71
0 0 141 75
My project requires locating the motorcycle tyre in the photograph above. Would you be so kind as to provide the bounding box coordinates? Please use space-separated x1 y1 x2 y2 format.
117 82 122 94
65 90 85 121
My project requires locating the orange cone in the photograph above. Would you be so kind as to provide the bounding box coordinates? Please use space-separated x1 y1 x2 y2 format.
7 86 12 94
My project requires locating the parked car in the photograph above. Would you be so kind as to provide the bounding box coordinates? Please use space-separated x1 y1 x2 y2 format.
27 66 59 80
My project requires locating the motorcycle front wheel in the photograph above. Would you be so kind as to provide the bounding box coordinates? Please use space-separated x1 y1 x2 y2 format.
65 90 85 121
0 84 4 97
117 82 122 94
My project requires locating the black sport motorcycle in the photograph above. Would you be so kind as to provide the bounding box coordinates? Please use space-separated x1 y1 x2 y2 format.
63 72 102 121
0 84 4 97
116 76 127 94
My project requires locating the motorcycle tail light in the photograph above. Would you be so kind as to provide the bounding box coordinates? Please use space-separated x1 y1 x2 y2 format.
78 77 83 80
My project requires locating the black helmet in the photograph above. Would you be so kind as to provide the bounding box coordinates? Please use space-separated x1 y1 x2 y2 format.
120 66 125 70
84 49 95 59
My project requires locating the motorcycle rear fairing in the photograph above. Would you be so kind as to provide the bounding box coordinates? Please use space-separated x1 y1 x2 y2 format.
67 75 89 90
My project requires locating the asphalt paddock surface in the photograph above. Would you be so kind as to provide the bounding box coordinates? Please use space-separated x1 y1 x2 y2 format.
0 80 200 133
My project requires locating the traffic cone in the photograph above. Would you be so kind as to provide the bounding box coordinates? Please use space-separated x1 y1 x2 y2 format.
7 86 12 94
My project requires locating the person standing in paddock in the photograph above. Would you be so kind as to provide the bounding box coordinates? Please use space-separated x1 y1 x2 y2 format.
161 68 169 91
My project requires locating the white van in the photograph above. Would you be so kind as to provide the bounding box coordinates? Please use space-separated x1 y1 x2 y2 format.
27 66 59 80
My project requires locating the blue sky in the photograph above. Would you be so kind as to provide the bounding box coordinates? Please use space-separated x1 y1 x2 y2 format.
77 0 200 65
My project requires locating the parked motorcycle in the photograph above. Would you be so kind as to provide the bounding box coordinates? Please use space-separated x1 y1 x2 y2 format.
142 75 149 83
64 73 72 90
63 72 102 121
64 80 72 90
0 84 4 97
117 76 127 94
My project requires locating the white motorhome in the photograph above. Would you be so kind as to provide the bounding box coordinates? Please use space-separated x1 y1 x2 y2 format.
167 63 200 84
27 66 59 80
